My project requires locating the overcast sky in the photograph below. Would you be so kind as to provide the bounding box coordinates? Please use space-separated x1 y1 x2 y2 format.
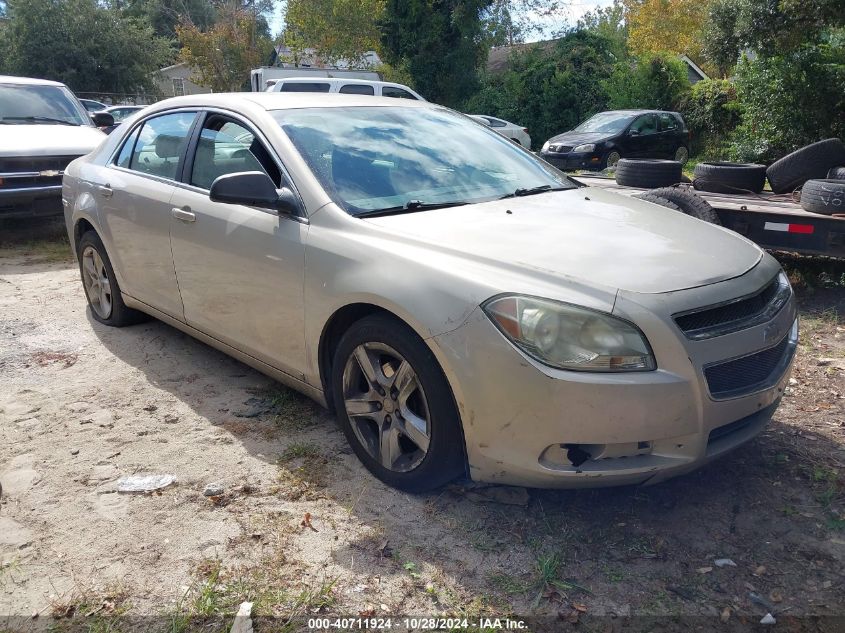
267 0 616 42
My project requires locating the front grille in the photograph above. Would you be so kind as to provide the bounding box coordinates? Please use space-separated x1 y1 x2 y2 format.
704 333 792 399
674 276 790 340
0 155 79 190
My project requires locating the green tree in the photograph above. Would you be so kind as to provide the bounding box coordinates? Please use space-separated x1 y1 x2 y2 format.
177 3 271 92
704 0 845 73
380 0 494 106
1 0 171 93
728 47 845 162
603 52 691 111
284 0 385 66
575 0 628 60
678 78 739 156
465 31 617 147
118 0 218 42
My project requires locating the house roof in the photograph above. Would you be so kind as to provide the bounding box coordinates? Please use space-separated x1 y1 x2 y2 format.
679 54 710 81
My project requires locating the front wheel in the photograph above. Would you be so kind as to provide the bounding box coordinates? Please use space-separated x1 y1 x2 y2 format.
674 145 689 164
331 315 465 492
604 150 622 170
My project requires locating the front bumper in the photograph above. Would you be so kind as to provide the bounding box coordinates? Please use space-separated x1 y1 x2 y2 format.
431 260 797 488
0 185 64 219
540 151 604 171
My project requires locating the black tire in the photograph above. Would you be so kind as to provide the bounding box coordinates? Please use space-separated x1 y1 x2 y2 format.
636 192 682 212
766 138 845 194
331 314 465 492
827 166 845 180
615 159 683 188
77 231 149 326
799 179 845 216
693 161 766 194
637 186 722 225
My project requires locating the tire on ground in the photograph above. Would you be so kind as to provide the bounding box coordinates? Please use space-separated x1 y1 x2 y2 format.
799 179 845 216
615 159 683 188
636 186 722 225
330 314 466 493
635 192 682 213
827 166 845 180
77 231 150 327
766 138 845 194
693 162 766 194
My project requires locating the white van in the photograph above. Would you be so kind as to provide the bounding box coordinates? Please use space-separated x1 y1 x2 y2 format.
266 77 425 101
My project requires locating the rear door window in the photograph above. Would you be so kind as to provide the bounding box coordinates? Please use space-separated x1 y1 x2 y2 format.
339 84 375 95
659 113 677 131
128 112 196 180
382 86 416 100
280 82 331 93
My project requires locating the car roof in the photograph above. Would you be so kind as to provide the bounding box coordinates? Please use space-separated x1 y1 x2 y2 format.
274 77 406 87
0 74 67 87
597 109 676 116
144 92 432 114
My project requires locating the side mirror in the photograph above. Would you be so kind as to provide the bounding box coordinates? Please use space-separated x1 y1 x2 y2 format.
209 171 300 215
91 111 114 128
629 129 640 137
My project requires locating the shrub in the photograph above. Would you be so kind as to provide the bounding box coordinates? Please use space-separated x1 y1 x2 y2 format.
679 78 740 157
728 47 845 163
603 52 691 112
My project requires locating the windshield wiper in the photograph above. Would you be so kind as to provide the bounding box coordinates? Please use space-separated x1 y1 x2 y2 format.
0 116 79 126
356 199 470 218
499 184 570 199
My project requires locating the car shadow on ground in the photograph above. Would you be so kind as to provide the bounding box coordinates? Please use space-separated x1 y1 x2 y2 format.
84 294 845 621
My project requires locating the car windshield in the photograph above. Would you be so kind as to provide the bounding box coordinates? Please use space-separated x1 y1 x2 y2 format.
0 84 90 126
574 112 635 135
273 106 574 215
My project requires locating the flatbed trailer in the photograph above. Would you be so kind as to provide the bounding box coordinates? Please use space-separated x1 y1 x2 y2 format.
575 174 845 259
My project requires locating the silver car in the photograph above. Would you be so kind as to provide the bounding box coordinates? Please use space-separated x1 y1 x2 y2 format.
63 94 798 492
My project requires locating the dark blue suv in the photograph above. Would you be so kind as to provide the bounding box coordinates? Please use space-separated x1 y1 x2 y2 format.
539 110 690 171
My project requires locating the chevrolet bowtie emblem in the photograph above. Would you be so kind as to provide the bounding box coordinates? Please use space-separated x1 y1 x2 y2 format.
39 169 62 177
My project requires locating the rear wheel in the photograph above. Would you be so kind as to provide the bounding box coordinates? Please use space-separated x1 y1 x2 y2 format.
78 231 148 326
674 145 689 164
331 315 465 492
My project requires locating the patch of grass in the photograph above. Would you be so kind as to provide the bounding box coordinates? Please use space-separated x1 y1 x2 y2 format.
826 515 845 531
277 443 331 499
0 235 73 263
488 572 530 595
279 442 322 462
776 252 845 293
48 584 130 632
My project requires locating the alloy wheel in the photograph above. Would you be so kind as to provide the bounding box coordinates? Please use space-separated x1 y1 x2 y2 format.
81 245 112 319
675 146 689 164
606 151 621 169
341 342 431 472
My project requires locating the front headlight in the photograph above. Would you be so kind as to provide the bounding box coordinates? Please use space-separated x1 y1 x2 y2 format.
483 295 656 372
541 140 551 152
573 143 596 153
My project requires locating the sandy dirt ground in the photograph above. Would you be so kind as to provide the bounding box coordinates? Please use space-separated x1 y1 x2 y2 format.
0 233 843 632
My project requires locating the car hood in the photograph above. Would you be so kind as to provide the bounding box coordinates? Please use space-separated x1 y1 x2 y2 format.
363 187 762 294
547 131 609 146
0 124 105 157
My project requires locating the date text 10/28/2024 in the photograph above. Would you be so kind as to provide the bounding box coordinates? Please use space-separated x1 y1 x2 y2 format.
307 617 528 630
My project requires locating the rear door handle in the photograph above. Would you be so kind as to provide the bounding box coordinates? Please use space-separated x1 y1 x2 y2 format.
97 185 113 198
171 207 196 223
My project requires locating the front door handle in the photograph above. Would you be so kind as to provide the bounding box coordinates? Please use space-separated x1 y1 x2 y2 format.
171 207 196 223
97 185 113 198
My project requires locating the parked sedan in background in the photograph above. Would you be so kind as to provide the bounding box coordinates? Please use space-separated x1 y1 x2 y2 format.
98 105 145 134
540 110 690 171
64 93 796 493
470 114 531 148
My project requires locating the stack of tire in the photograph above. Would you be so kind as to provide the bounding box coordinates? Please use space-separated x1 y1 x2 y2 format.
615 159 683 188
690 138 845 216
692 162 767 194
